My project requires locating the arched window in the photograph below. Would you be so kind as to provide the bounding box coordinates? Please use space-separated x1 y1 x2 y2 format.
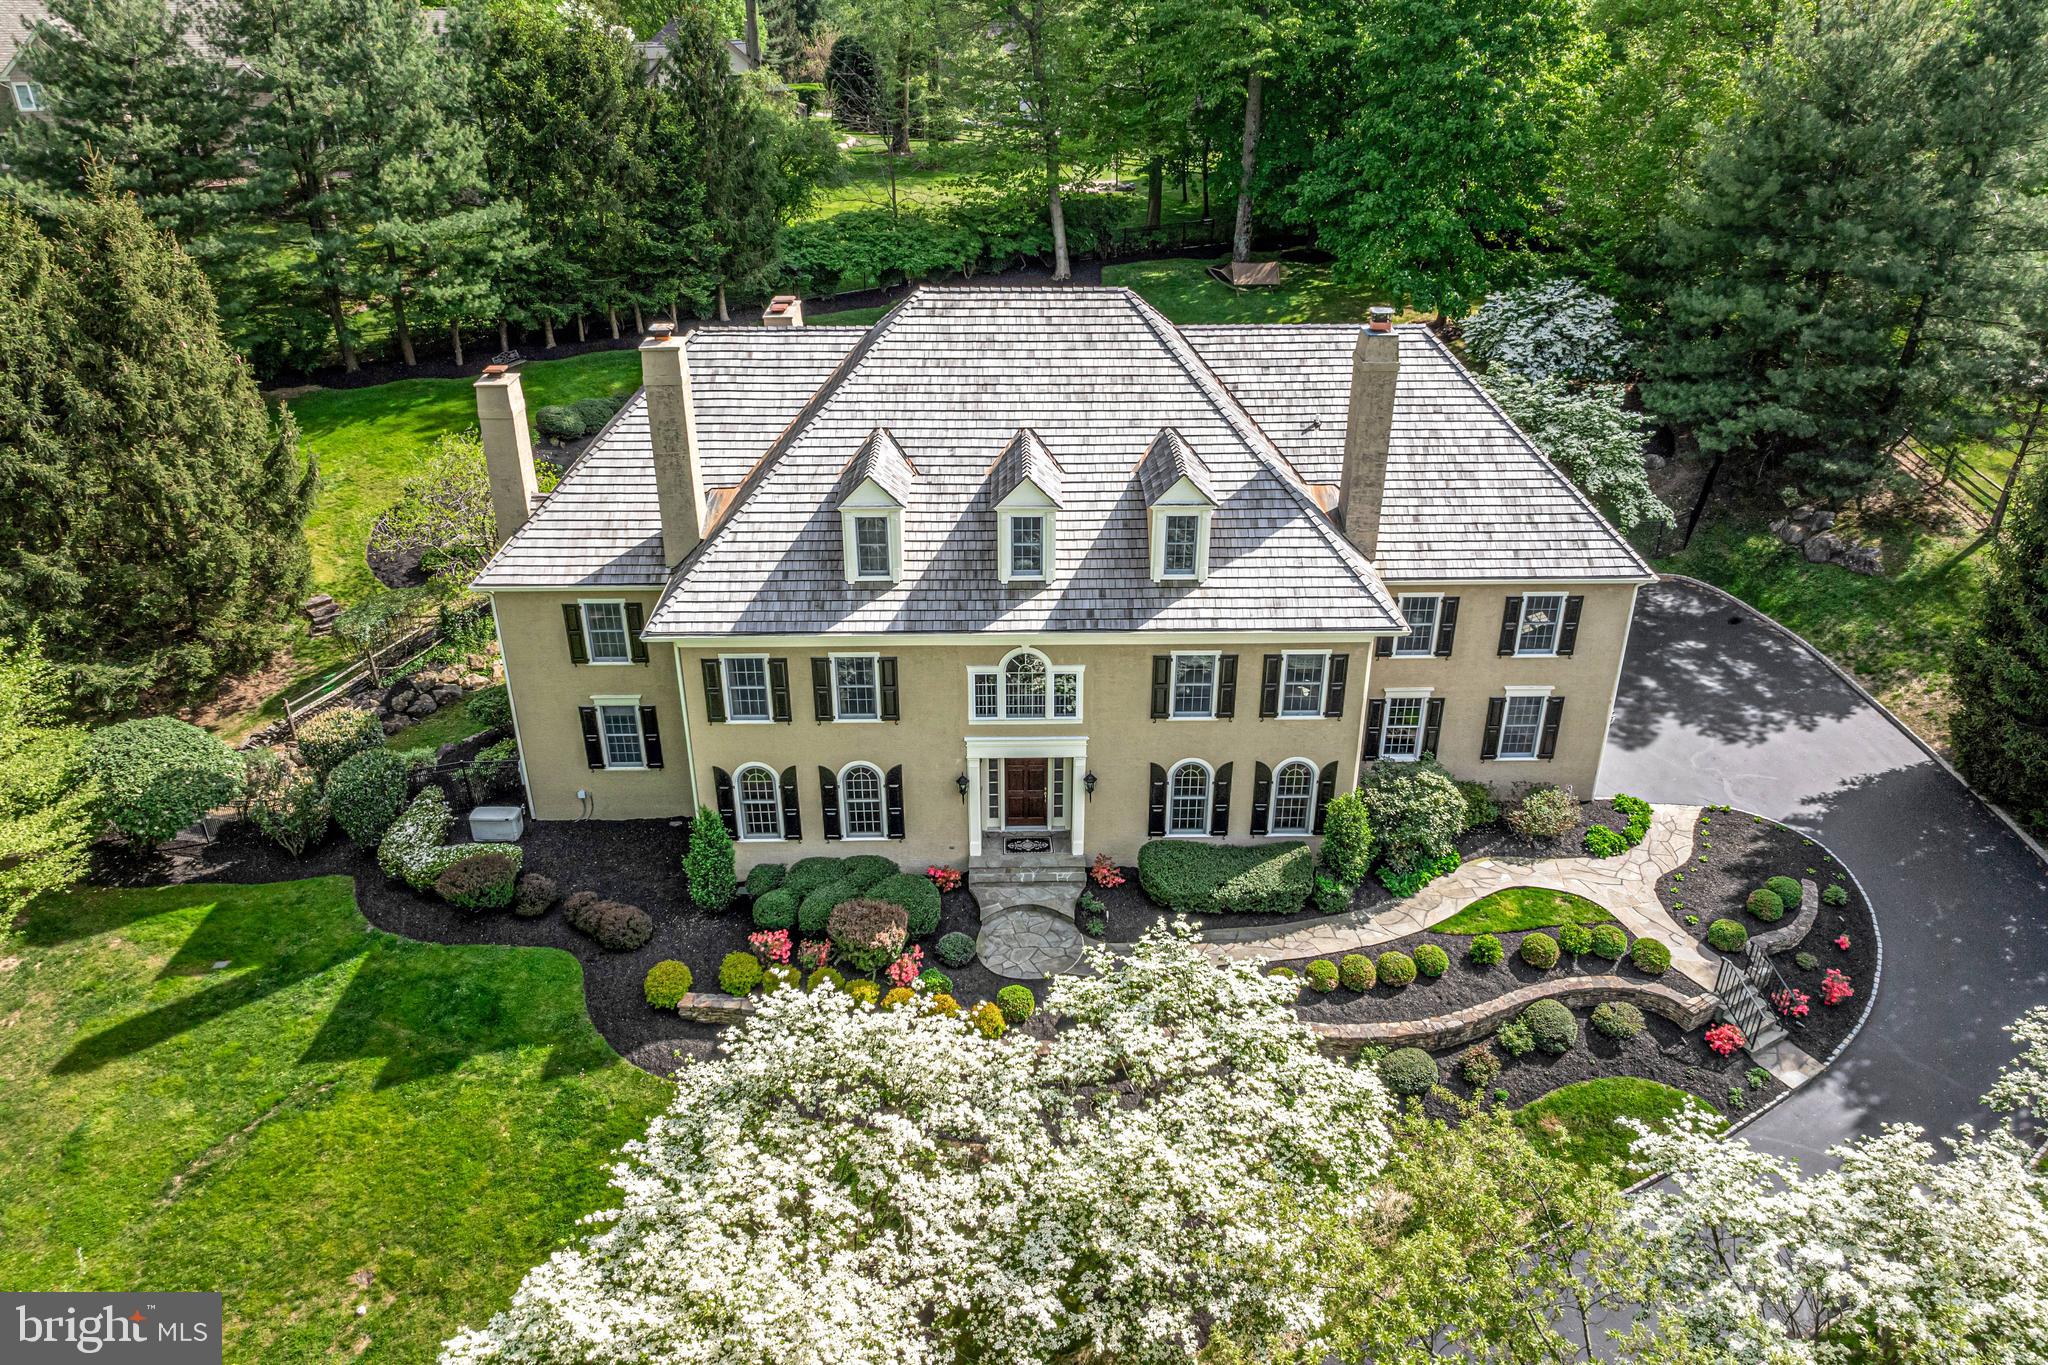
736 764 781 840
1168 760 1211 836
1269 760 1316 835
1004 650 1048 718
841 763 885 839
969 648 1082 721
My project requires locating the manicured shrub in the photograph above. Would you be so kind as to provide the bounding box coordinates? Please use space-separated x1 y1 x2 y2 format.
327 748 411 847
1458 1044 1502 1087
513 873 558 918
643 960 693 1008
881 986 915 1010
435 851 520 910
1794 951 1821 971
751 887 798 930
1558 923 1593 956
466 683 511 732
1454 779 1500 831
1319 790 1372 884
568 896 653 951
1590 1001 1646 1040
936 931 978 968
1339 953 1376 991
1765 875 1804 909
1706 918 1750 952
1468 934 1504 967
784 857 846 896
1745 888 1786 922
1821 883 1849 907
925 992 961 1018
571 394 625 432
1312 873 1353 915
870 871 943 937
996 984 1036 1023
377 788 457 889
1379 1047 1440 1097
828 898 910 972
763 964 802 993
1505 785 1579 842
1412 943 1449 978
718 951 762 996
464 737 520 803
535 403 586 442
808 965 846 992
846 979 881 1006
1496 1018 1536 1057
1376 950 1417 987
1519 932 1561 969
918 969 952 996
296 707 385 781
1378 850 1462 897
250 771 328 856
798 881 860 935
1361 762 1465 870
87 716 245 844
1630 937 1672 975
1520 999 1578 1054
1305 959 1340 993
684 805 737 911
1588 924 1629 960
971 1000 1007 1038
1268 965 1299 980
1136 839 1315 914
744 862 787 897
1586 794 1654 855
837 854 898 890
1582 824 1627 858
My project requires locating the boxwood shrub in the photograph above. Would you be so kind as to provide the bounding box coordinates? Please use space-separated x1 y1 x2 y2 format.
1468 933 1504 967
1339 953 1376 991
996 984 1036 1023
327 747 411 847
719 951 762 996
1376 950 1418 987
784 857 847 897
1558 923 1593 957
745 862 787 898
1765 875 1804 910
643 960 694 1007
1519 932 1561 969
837 855 898 890
1305 959 1340 992
1706 918 1750 952
798 880 862 935
1588 924 1630 961
808 966 846 992
1590 1001 1646 1040
936 931 978 967
870 871 943 937
917 968 952 995
1821 883 1849 907
87 717 246 844
1745 888 1786 922
1412 943 1449 978
1521 998 1578 1053
1137 839 1314 915
751 887 798 930
295 707 386 781
1630 937 1672 975
1379 1046 1439 1097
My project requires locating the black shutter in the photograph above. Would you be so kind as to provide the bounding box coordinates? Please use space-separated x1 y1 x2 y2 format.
1481 696 1505 760
1324 654 1348 718
1363 699 1385 760
1249 761 1273 836
1557 596 1584 657
818 765 842 841
1258 654 1281 718
1150 655 1171 719
779 765 802 839
1216 655 1238 718
769 659 793 722
885 764 905 839
578 706 604 769
1435 597 1460 657
1539 697 1566 760
1313 762 1337 833
1209 761 1233 836
1421 698 1443 759
811 658 834 721
700 659 726 723
879 658 900 722
639 705 663 768
1497 597 1523 656
624 601 648 663
1375 634 1393 658
1147 763 1168 837
713 766 738 836
563 603 589 665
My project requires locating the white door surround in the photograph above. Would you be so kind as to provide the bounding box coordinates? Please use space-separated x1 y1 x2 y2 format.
965 735 1089 857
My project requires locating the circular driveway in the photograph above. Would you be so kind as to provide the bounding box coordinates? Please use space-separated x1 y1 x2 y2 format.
1599 579 2048 1166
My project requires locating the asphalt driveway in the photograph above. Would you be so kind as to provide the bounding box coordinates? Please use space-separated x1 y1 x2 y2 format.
1599 578 2048 1166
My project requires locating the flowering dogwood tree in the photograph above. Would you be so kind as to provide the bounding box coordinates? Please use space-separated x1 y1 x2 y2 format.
1481 371 1674 532
441 924 1391 1364
1462 279 1630 381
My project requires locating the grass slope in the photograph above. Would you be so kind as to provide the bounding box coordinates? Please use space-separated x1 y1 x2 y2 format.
1430 887 1616 935
1514 1078 1721 1183
0 879 667 1362
1103 256 1399 325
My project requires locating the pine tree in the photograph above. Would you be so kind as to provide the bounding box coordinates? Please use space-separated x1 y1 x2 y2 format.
1951 458 2048 837
0 631 96 918
0 184 314 717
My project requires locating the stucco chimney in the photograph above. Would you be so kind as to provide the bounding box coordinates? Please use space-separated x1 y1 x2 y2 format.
474 363 538 546
1340 306 1399 559
641 323 707 569
762 294 805 327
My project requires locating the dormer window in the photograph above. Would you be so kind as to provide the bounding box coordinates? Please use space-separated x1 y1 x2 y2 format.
852 514 893 579
1004 511 1047 580
1138 428 1217 584
1161 514 1201 578
838 427 915 585
989 429 1063 586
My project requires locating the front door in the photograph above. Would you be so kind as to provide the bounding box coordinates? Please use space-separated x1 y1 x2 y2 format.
1004 758 1048 827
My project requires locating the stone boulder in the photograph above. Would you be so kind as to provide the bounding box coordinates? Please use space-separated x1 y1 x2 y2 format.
1771 518 1809 547
1802 532 1843 563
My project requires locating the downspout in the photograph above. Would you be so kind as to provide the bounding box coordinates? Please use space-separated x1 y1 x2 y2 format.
488 594 535 819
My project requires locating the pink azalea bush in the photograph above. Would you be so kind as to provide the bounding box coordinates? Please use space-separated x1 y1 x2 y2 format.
926 865 962 893
748 929 792 965
1705 1022 1746 1057
796 939 831 971
1836 934 1851 951
1821 968 1855 1007
885 945 925 988
1090 854 1126 889
1772 987 1810 1019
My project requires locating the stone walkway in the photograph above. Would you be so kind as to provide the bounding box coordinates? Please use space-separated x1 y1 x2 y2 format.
977 906 1089 979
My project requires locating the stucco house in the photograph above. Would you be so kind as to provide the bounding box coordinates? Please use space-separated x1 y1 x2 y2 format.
470 286 1652 875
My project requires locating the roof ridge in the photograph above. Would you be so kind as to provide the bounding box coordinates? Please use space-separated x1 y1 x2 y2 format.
473 385 649 582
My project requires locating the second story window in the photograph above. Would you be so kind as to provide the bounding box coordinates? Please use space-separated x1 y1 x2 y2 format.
833 655 879 720
1395 595 1439 656
853 515 892 579
1516 594 1565 655
11 82 43 113
970 648 1081 722
1280 652 1328 717
1171 653 1217 718
1005 651 1046 717
722 656 772 721
580 601 631 664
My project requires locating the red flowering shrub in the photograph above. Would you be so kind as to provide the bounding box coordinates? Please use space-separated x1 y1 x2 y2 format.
1090 854 1126 889
1820 968 1855 1006
796 938 831 971
1772 987 1810 1019
748 929 792 965
1705 1022 1746 1057
926 865 963 893
1835 933 1851 951
885 945 925 988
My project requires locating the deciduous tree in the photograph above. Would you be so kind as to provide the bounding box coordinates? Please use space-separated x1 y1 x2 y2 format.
1950 457 2048 838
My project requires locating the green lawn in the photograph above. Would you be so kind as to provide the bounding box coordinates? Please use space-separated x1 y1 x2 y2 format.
811 304 892 327
1514 1078 1722 1183
386 692 499 756
1430 887 1616 935
1104 256 1401 326
0 879 668 1362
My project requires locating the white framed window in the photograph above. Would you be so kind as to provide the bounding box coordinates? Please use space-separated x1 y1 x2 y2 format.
853 515 892 579
1394 594 1440 657
1171 652 1218 718
1167 760 1211 836
1498 688 1551 760
721 655 772 722
1515 593 1567 656
1005 651 1047 717
1051 759 1066 821
972 671 999 720
1162 514 1201 578
579 599 631 664
594 699 645 769
968 648 1082 722
11 82 42 113
1380 690 1430 762
1269 759 1317 835
1052 668 1079 719
736 764 782 840
840 762 885 839
839 502 901 584
1279 652 1329 718
832 654 880 721
985 761 1001 824
1008 514 1046 578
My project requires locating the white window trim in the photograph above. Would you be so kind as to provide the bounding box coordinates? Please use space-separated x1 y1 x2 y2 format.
577 597 634 665
1267 755 1320 836
1277 649 1332 719
719 653 774 725
839 506 901 584
967 648 1084 724
1393 593 1442 658
1165 758 1214 838
591 694 647 771
830 652 883 723
1513 593 1567 658
1149 505 1212 583
733 761 784 841
998 509 1055 584
1495 684 1554 762
837 760 888 840
1378 687 1434 764
12 82 41 113
1168 650 1220 720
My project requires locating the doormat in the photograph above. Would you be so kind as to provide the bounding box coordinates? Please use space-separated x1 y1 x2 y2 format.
1004 836 1052 853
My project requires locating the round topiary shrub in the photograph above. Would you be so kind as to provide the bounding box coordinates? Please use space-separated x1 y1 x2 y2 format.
1468 933 1505 967
745 862 787 898
783 857 846 896
1590 1001 1646 1040
1376 950 1417 987
936 931 978 968
828 898 910 973
1379 1047 1440 1097
643 960 693 1008
807 965 846 992
718 951 762 996
1764 875 1804 910
1458 1043 1502 1087
567 896 654 951
925 992 962 1018
434 851 520 911
1496 1018 1536 1057
326 748 411 847
917 969 952 995
762 964 802 993
1339 953 1376 991
1588 924 1629 960
513 873 558 918
1412 943 1449 978
971 1000 1007 1038
751 887 798 931
846 979 881 1006
1305 959 1340 993
1521 999 1578 1054
1745 888 1786 922
837 854 898 890
1821 883 1849 907
1519 932 1561 969
870 872 943 938
1706 918 1750 952
87 717 246 845
799 881 860 935
1557 923 1593 957
535 404 586 442
996 984 1036 1023
295 707 386 782
1630 937 1672 975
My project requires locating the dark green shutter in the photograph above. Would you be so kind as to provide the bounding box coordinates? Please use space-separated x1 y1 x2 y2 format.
779 766 802 839
563 603 588 664
1216 655 1238 718
879 658 900 721
624 601 648 663
1150 656 1171 719
1481 697 1505 760
811 658 834 721
700 659 726 722
1249 761 1272 836
1258 654 1281 718
578 706 604 768
818 765 841 840
1209 762 1232 837
1497 597 1522 656
1539 697 1565 759
712 767 738 836
769 659 792 723
1420 698 1443 759
1435 597 1460 657
1313 762 1337 833
1557 597 1584 657
1323 654 1348 718
1362 699 1384 760
639 705 663 768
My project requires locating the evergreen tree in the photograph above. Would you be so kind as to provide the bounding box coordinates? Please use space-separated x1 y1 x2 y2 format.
1951 458 2048 837
0 185 314 716
0 631 96 920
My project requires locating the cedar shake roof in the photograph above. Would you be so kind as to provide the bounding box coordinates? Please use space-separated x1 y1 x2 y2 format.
1136 427 1216 505
842 426 919 505
986 428 1065 508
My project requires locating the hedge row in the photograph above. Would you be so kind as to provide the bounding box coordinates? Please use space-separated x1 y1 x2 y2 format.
1136 840 1315 915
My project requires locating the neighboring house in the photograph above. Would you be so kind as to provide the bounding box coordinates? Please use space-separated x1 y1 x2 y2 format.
471 286 1652 870
635 25 777 86
3 0 48 116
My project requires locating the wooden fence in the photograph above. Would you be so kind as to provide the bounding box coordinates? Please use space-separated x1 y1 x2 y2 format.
280 606 484 738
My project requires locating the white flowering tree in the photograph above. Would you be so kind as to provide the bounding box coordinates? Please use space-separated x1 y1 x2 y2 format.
1461 278 1631 381
1985 1006 2048 1116
1482 370 1674 532
441 924 1392 1364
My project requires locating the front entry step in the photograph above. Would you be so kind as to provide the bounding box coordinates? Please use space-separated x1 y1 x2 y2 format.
971 864 1087 889
975 905 1089 980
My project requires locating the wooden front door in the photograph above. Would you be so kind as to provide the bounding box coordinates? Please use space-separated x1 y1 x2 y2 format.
1004 758 1048 827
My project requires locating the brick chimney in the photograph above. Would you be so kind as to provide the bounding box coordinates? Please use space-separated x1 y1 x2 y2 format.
640 323 707 569
762 294 804 327
1340 305 1399 559
474 364 538 546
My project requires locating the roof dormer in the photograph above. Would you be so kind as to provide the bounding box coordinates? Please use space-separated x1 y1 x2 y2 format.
1138 428 1217 583
838 427 916 584
988 429 1064 585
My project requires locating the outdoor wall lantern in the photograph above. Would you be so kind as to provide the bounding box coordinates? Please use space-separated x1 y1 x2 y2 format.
956 772 970 801
1083 770 1097 800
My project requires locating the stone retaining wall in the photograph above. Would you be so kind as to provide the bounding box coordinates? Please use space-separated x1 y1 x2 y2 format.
1306 977 1718 1055
676 992 758 1025
1748 879 1820 958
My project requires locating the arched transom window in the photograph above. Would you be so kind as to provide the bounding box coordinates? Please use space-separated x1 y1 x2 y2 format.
841 762 885 839
1269 759 1316 835
968 648 1082 722
736 764 781 840
1168 760 1211 836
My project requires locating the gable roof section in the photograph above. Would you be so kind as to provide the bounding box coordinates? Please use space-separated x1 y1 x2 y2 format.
1136 427 1215 504
842 426 918 504
1183 324 1653 582
986 428 1065 508
642 287 1402 638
